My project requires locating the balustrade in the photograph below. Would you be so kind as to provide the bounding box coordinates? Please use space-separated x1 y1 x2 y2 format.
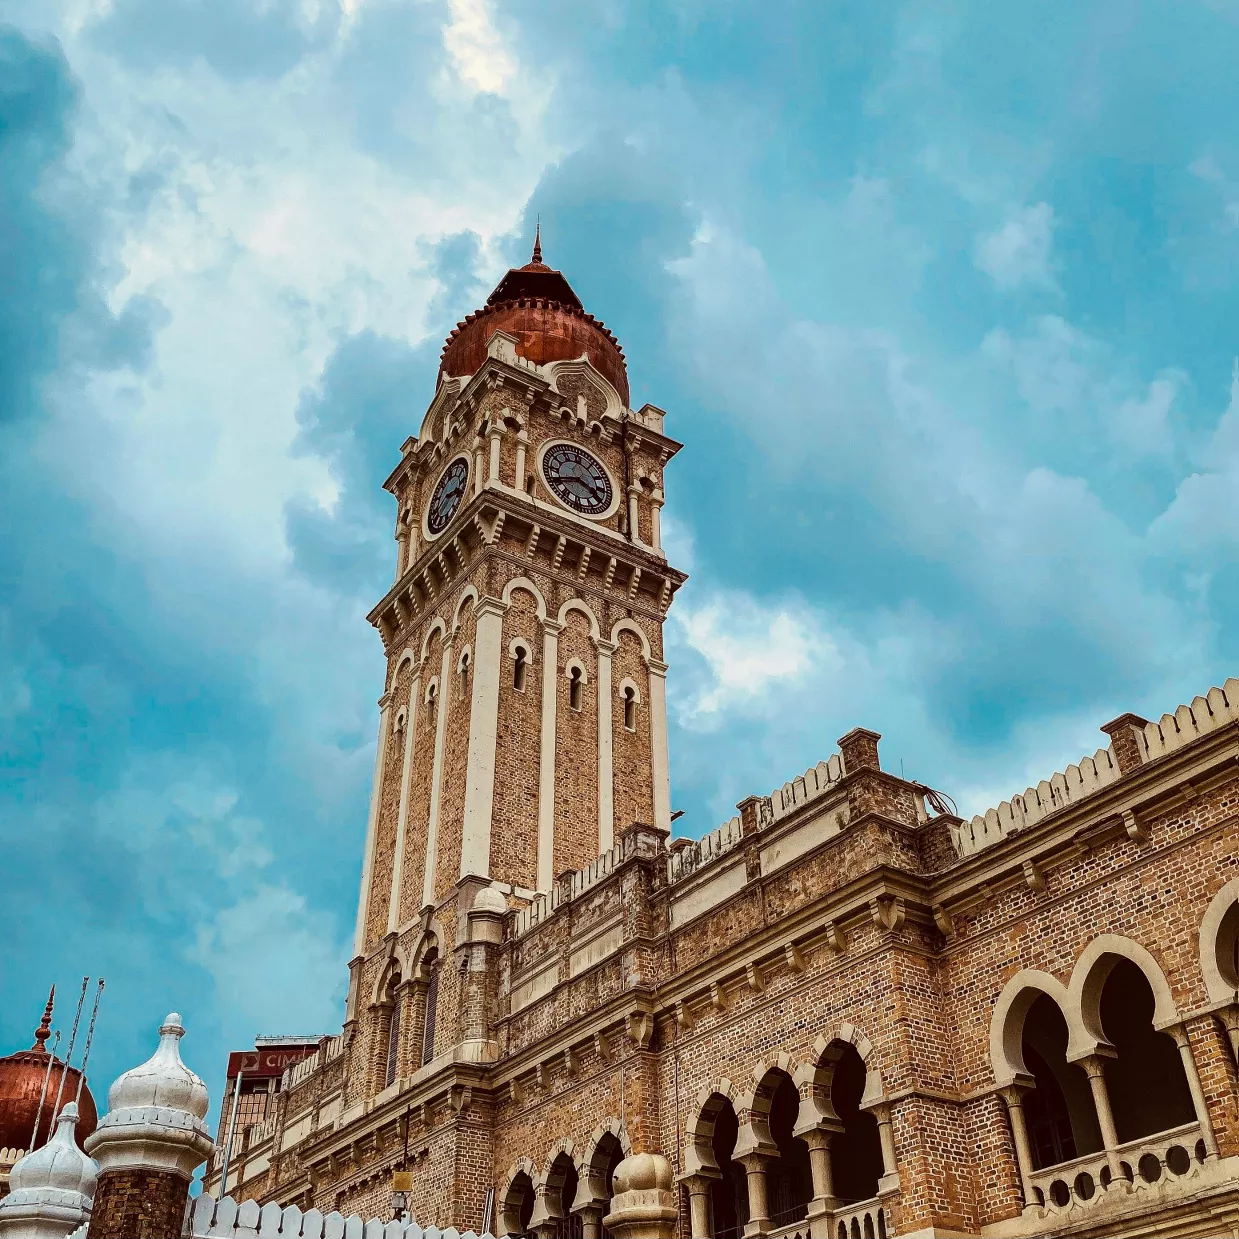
1026 1121 1207 1216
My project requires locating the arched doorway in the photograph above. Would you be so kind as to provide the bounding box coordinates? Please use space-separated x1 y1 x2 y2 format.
1021 993 1101 1169
705 1096 748 1239
544 1151 584 1238
1097 959 1195 1143
827 1044 883 1204
590 1132 625 1238
503 1169 535 1238
764 1072 812 1229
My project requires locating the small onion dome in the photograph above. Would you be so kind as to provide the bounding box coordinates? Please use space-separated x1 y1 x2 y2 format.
84 1013 212 1181
439 233 629 406
97 1013 207 1123
0 992 98 1155
0 1101 98 1236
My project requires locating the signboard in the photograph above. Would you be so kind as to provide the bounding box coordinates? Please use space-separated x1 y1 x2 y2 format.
225 1044 319 1079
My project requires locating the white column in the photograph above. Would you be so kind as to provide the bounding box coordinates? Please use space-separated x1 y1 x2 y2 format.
648 659 672 832
515 429 529 488
536 620 561 892
1172 1024 1219 1158
650 492 663 552
472 437 485 496
421 640 454 909
596 638 616 853
488 426 502 483
459 598 507 881
627 487 641 544
386 672 421 934
1081 1055 1123 1182
353 695 392 957
1000 1086 1038 1209
395 531 408 582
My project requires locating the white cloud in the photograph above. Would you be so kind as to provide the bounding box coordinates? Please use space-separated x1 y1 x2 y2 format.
974 202 1056 290
189 883 346 1036
672 591 833 723
443 0 516 96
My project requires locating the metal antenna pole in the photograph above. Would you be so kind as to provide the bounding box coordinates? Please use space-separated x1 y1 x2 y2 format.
29 1030 61 1151
217 1072 244 1201
74 980 105 1106
50 978 89 1122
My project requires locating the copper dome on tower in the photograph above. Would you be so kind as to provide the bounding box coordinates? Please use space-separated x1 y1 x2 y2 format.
0 991 98 1155
439 229 630 406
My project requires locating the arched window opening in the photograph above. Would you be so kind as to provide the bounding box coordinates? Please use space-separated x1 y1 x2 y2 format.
421 951 440 1067
706 1098 748 1239
623 685 636 731
459 649 471 697
1021 993 1101 1169
426 681 438 714
829 1044 884 1204
383 973 402 1089
1216 902 1239 997
1098 959 1195 1143
546 1153 583 1239
592 1133 625 1239
513 646 528 692
503 1170 535 1238
766 1072 812 1228
569 666 583 712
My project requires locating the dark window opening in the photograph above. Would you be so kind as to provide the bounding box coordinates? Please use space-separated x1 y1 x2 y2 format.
767 1072 813 1227
514 647 528 692
707 1100 748 1239
505 1171 535 1238
623 686 636 731
569 667 583 711
1099 959 1196 1143
829 1044 884 1204
595 1134 625 1239
384 978 402 1088
421 963 439 1066
1022 993 1102 1169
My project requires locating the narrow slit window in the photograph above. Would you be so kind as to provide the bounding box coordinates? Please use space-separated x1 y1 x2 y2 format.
569 666 583 711
384 979 402 1088
623 686 637 731
421 966 439 1066
513 646 527 692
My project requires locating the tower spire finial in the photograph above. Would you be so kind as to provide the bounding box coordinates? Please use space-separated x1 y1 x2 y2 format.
532 215 542 265
32 985 54 1052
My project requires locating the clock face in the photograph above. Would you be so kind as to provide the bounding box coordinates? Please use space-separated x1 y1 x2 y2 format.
541 443 614 516
426 457 470 535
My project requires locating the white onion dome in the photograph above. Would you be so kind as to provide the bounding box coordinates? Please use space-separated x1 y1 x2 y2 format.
0 1102 98 1235
84 1014 212 1179
102 1014 208 1122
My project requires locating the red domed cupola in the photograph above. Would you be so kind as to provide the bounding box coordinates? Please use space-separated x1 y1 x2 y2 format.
0 990 98 1156
439 229 629 406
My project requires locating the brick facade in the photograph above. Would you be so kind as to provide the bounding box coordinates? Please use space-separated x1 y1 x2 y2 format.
203 254 1239 1239
87 1166 190 1239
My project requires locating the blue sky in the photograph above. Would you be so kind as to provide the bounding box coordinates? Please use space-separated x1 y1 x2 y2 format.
3 0 1239 1138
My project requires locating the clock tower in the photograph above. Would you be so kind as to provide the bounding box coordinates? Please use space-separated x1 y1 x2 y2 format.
345 235 685 1088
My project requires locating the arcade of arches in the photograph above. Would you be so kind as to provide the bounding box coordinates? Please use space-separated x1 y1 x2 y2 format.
498 917 1235 1239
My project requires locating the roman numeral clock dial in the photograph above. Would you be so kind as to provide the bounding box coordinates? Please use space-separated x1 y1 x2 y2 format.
426 456 470 536
541 443 614 516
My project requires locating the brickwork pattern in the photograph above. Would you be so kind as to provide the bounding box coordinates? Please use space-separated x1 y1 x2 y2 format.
87 1167 189 1239
553 609 599 876
491 587 544 891
435 603 476 903
611 628 653 839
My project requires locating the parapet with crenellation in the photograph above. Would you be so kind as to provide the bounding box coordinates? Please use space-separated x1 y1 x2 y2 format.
953 676 1239 859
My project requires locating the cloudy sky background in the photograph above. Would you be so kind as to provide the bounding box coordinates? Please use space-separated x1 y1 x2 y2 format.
3 0 1239 1136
